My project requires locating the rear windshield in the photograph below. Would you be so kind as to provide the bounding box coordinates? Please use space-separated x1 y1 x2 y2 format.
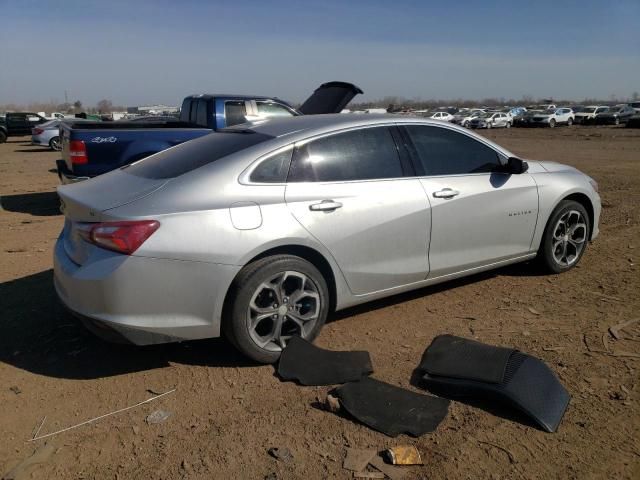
123 131 274 179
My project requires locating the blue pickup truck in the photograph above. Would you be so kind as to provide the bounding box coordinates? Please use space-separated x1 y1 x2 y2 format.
56 82 362 183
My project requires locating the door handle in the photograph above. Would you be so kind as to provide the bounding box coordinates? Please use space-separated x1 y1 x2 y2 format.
309 200 343 212
433 188 460 199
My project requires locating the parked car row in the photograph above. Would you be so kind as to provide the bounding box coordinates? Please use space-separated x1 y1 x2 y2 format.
417 102 639 129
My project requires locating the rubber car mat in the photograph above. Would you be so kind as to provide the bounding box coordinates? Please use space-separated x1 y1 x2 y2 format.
419 335 570 433
277 336 373 386
418 334 516 383
333 377 450 437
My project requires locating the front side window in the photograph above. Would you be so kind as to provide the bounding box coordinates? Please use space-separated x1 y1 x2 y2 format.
288 126 403 182
404 125 502 176
256 102 295 118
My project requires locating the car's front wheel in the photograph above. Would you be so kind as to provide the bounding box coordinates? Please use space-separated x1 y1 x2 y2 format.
549 119 556 128
567 118 573 126
538 200 590 274
49 136 61 151
505 121 512 128
224 255 329 363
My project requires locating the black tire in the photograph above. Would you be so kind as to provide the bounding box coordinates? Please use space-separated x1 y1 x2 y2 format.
0 130 7 144
487 122 492 129
49 136 61 151
614 117 620 125
567 118 573 126
223 255 330 363
506 121 511 129
549 119 556 128
537 200 590 274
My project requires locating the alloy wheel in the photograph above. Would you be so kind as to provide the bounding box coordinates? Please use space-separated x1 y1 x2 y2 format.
551 210 587 267
247 271 321 352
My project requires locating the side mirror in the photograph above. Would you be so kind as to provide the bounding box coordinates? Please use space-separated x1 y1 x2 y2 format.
507 157 528 174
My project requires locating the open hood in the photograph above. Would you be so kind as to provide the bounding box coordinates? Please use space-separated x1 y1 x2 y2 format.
297 81 363 115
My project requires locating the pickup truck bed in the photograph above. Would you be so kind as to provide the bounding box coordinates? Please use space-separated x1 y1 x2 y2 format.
58 121 211 181
56 82 362 183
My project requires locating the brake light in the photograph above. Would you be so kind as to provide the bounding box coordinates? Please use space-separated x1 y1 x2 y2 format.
69 140 88 164
33 128 44 135
84 221 160 255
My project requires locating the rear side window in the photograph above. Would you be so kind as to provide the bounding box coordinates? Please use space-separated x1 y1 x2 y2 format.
124 131 274 179
225 101 247 127
404 125 502 176
249 148 292 183
288 126 403 182
196 99 208 126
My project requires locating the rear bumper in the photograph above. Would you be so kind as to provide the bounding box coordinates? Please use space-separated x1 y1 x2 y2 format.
56 159 89 184
53 235 240 345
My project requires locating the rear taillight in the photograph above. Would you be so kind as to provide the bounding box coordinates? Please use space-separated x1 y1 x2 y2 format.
81 221 160 255
69 140 88 165
33 128 44 135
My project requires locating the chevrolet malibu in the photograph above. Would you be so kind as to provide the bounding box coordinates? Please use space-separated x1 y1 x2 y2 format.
54 114 601 363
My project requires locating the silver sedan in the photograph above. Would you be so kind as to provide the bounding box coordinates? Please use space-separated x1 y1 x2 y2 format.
54 114 601 362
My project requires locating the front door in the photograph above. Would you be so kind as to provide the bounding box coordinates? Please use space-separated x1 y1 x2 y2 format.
285 125 431 295
402 124 538 278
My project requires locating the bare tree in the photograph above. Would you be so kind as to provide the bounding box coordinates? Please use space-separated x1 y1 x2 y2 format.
73 100 83 113
96 99 113 114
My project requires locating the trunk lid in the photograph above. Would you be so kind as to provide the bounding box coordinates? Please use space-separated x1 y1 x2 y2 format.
58 169 167 265
297 81 363 115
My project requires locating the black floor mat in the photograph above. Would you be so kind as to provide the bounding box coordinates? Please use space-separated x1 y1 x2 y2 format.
333 377 450 437
418 335 570 433
277 336 373 386
419 334 516 383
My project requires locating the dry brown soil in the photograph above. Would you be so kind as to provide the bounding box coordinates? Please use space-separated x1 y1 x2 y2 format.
1 126 639 479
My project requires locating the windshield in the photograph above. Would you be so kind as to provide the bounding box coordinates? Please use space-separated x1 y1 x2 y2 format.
124 130 275 179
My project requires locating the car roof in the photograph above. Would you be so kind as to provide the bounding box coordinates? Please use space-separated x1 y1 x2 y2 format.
226 113 452 139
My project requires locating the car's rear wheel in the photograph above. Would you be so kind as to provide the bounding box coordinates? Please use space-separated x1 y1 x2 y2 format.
49 136 61 151
224 255 329 363
538 200 590 274
567 118 573 126
549 119 556 128
487 122 492 129
0 130 7 144
506 122 511 128
614 117 620 125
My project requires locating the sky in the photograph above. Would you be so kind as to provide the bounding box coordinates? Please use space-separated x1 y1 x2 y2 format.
1 0 639 107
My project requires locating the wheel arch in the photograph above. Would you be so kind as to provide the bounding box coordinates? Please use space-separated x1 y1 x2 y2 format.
562 192 595 239
221 244 339 328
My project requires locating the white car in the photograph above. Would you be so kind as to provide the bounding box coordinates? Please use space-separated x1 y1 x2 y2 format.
429 111 454 122
574 106 609 125
530 108 575 128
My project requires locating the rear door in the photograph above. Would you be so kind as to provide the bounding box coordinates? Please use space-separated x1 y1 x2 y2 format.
402 124 538 278
285 125 431 295
7 114 30 135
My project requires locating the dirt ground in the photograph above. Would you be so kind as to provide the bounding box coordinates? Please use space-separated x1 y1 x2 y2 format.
1 126 639 480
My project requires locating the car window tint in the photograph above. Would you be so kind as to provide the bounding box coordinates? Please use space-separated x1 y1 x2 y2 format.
256 102 294 118
289 127 403 182
225 101 247 127
405 125 501 175
196 99 208 126
249 148 292 183
123 131 274 179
